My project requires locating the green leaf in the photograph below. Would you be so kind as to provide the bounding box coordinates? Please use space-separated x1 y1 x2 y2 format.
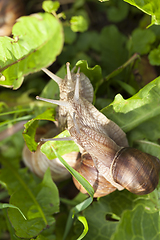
148 44 160 65
112 204 160 240
133 140 160 159
128 28 156 55
82 190 159 239
101 76 160 132
70 16 88 32
0 203 26 220
106 0 129 23
115 80 136 96
76 60 103 92
124 0 160 26
64 26 77 44
0 13 63 89
42 1 60 13
100 25 128 75
128 114 160 147
41 130 79 160
0 162 59 239
23 108 56 152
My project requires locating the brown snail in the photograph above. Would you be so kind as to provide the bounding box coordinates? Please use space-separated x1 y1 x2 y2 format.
24 62 160 197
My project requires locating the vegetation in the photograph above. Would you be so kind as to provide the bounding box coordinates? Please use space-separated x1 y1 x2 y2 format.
1 0 160 239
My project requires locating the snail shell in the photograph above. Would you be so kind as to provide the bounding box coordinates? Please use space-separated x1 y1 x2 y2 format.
111 147 160 195
23 142 78 182
73 152 116 197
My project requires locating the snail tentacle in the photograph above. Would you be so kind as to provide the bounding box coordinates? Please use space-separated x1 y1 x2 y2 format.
42 68 62 85
36 96 70 108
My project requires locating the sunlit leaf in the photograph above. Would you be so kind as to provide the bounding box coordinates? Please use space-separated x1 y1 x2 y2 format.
124 0 160 26
0 13 63 89
70 16 88 32
102 76 160 132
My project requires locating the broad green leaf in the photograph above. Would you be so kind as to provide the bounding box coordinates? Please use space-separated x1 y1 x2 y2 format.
70 16 88 32
124 0 160 26
23 108 56 152
112 204 160 240
128 28 156 55
0 160 59 239
101 76 160 133
148 44 160 65
0 13 63 89
82 190 159 240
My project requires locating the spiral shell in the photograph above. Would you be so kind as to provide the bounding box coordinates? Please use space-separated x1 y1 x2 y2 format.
23 143 78 182
73 152 116 197
111 147 160 195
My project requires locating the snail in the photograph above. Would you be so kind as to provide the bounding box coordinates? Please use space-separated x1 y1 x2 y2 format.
35 62 160 196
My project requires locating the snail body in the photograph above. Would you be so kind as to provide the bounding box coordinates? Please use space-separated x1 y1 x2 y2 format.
28 62 160 196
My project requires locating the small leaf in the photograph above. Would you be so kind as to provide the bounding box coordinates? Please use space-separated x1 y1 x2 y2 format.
23 108 56 152
42 1 60 13
128 28 156 55
106 0 129 23
70 16 88 32
76 60 103 91
148 44 160 65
